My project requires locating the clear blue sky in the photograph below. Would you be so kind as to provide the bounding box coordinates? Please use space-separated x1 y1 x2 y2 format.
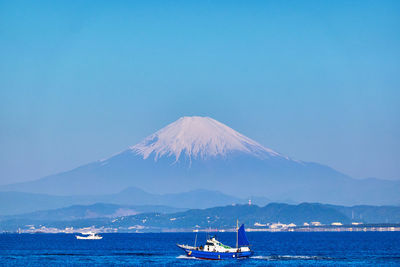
0 0 399 184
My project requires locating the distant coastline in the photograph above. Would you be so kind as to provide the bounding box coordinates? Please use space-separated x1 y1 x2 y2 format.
2 202 399 234
5 223 400 234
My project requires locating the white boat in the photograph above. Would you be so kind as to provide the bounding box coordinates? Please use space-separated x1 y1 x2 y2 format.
75 232 103 240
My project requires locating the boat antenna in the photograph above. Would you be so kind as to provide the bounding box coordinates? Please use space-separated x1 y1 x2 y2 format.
236 219 239 248
194 232 198 248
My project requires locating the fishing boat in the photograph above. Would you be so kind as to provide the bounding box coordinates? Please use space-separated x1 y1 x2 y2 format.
75 232 103 240
177 221 252 260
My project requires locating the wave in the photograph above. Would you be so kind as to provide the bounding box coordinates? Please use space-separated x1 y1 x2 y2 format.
251 255 331 260
176 255 199 260
177 254 330 261
37 253 87 256
112 252 162 256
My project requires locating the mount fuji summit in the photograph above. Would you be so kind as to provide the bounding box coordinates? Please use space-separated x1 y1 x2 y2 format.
131 116 284 162
2 116 399 205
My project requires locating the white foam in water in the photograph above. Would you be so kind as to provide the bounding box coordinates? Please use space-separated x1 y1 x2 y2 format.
176 255 198 260
251 255 324 260
178 254 327 261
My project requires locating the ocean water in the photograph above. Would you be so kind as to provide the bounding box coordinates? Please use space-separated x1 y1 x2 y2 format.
1 232 399 266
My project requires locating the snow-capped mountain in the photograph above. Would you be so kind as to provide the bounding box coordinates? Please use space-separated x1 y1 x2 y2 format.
1 116 399 205
130 116 283 161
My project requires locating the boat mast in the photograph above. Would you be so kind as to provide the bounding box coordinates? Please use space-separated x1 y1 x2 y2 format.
236 219 238 248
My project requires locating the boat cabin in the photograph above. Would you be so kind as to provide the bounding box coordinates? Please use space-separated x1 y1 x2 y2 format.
202 237 250 253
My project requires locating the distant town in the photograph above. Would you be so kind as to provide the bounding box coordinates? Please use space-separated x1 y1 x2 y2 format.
10 221 400 235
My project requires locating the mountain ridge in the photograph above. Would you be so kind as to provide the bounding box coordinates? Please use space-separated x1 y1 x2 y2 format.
0 187 263 215
2 202 399 232
1 116 399 205
0 203 185 221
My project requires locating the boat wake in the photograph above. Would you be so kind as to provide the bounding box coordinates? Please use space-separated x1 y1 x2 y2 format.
251 255 331 260
176 255 198 260
177 254 330 261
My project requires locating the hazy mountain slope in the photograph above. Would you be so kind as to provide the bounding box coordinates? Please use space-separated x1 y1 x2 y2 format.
1 116 399 205
328 204 400 224
0 203 184 222
0 188 248 215
0 191 81 215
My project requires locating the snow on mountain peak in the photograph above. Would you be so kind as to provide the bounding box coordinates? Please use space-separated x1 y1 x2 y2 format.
130 116 284 161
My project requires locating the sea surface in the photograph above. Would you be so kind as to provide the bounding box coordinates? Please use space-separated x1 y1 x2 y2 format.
1 232 399 266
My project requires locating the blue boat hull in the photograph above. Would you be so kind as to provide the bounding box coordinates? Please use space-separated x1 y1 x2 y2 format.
179 247 252 260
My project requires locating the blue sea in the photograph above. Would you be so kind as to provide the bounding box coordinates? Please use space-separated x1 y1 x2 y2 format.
1 232 399 266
